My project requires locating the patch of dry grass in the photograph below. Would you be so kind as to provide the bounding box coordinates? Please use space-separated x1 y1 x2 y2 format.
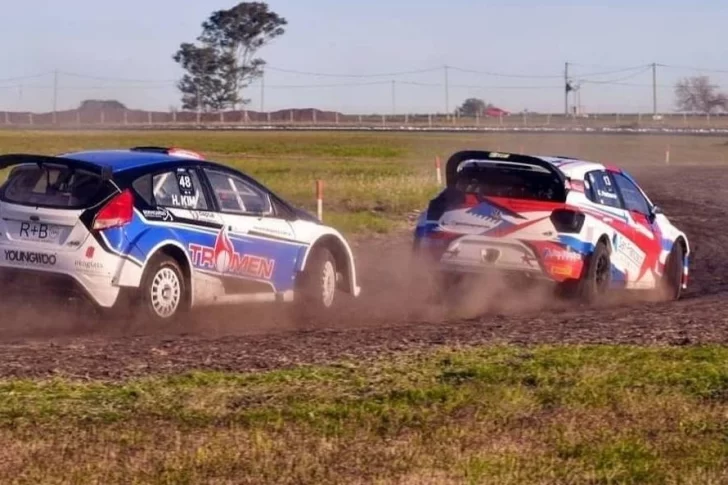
1 345 728 483
1 130 727 234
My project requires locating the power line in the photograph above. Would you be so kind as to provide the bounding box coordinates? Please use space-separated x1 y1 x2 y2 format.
59 71 178 83
658 64 728 74
579 66 652 85
265 66 441 78
0 72 53 83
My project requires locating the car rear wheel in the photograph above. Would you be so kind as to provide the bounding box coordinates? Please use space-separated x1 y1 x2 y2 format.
294 246 338 325
577 240 611 303
139 254 188 322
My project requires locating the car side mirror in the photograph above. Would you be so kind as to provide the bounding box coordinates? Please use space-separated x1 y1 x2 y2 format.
649 205 662 222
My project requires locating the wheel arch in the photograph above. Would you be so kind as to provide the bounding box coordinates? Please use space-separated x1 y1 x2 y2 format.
142 241 195 307
299 234 360 296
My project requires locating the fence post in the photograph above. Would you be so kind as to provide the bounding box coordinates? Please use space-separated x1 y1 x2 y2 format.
522 112 527 127
290 109 294 124
220 111 224 123
267 112 271 124
100 111 105 124
76 110 81 125
358 114 362 125
4 111 8 125
316 180 323 221
29 113 33 126
546 113 551 125
428 113 432 128
312 110 317 124
665 145 671 164
435 156 442 186
335 112 339 125
499 113 503 126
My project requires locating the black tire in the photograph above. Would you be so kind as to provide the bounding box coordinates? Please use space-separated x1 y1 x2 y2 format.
661 243 685 301
577 240 611 303
138 254 188 322
294 246 338 324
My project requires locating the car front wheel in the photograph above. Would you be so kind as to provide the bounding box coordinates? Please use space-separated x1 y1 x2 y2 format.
294 246 338 324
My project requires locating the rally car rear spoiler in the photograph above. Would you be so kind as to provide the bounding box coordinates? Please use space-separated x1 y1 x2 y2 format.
0 154 113 181
444 150 567 188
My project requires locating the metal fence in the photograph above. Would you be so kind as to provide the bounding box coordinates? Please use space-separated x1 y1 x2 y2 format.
2 108 728 131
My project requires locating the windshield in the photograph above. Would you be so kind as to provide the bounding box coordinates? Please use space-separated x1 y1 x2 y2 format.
454 161 565 202
0 163 112 209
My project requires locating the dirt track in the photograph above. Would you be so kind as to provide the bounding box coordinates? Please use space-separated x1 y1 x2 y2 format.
1 165 727 379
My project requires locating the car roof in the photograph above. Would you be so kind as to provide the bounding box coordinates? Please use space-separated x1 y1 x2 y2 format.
534 156 608 180
59 149 208 173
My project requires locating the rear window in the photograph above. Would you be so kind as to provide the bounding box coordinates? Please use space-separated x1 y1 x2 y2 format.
0 163 111 208
454 161 565 202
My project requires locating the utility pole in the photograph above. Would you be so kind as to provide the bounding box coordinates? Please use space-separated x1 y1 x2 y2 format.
52 70 58 123
564 62 569 116
444 65 449 119
260 70 265 113
652 63 657 116
391 80 396 115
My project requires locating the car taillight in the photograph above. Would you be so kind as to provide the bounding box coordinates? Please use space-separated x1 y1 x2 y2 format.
550 208 585 233
92 189 134 231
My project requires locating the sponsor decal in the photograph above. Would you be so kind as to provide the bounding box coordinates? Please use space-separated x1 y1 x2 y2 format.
4 250 56 266
188 229 275 280
251 226 293 238
597 189 618 200
521 254 538 267
171 193 200 208
191 211 219 222
542 247 583 262
143 209 174 222
614 233 646 268
74 260 104 272
489 152 510 159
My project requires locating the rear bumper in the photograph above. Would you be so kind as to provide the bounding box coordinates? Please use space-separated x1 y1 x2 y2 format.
417 234 586 283
0 245 122 308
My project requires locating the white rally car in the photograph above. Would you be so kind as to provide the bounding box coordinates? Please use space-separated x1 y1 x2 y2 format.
413 150 690 302
0 147 360 321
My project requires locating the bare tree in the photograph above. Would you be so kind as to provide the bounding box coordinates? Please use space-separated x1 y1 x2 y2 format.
675 76 728 113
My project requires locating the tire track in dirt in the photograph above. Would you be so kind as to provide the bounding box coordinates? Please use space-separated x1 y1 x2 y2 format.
0 165 726 379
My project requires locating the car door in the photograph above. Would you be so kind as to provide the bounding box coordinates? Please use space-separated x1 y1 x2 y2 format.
610 171 662 287
200 168 303 294
584 169 633 285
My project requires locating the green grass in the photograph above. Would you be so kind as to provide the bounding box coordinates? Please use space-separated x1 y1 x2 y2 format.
1 130 728 235
3 345 728 483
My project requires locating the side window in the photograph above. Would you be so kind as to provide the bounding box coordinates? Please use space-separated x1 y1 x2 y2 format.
151 168 208 210
612 173 650 215
204 169 273 215
585 170 622 209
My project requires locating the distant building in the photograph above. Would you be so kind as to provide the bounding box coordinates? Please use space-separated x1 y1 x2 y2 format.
484 106 509 117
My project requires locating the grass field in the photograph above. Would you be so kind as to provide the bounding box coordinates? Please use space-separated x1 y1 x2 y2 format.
2 345 728 484
1 130 728 483
1 130 727 234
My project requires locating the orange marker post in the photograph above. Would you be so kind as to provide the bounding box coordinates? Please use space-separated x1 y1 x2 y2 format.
316 180 324 221
435 156 443 186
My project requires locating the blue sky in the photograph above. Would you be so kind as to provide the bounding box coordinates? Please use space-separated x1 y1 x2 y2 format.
1 0 727 114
